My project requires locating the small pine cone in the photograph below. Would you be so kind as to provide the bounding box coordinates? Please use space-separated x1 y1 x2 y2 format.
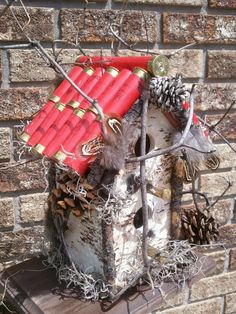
181 208 219 245
149 75 187 111
149 75 190 128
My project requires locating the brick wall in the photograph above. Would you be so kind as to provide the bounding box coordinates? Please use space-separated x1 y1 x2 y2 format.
0 0 235 312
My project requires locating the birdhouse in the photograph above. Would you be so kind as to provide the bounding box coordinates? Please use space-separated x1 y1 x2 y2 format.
19 55 219 299
61 103 175 290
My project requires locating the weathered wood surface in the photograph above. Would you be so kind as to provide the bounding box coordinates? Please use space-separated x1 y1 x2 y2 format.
0 256 215 314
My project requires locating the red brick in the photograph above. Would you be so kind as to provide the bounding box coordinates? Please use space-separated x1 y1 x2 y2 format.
19 193 48 223
13 125 33 161
191 271 236 300
0 128 11 161
0 159 48 192
225 292 236 314
9 49 77 82
209 0 236 8
0 226 45 260
0 88 48 121
195 84 236 111
219 224 236 246
200 172 236 198
0 7 54 41
0 198 14 228
163 13 236 44
209 199 233 226
60 9 157 43
207 51 236 79
205 251 225 276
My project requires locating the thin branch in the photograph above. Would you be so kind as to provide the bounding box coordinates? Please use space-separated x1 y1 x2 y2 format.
8 0 31 41
51 39 87 62
31 41 104 121
109 24 160 56
206 179 232 211
166 37 236 58
128 85 196 163
0 157 41 170
140 97 149 268
174 144 215 155
198 116 236 154
0 0 15 19
182 190 210 207
7 3 104 121
209 100 236 130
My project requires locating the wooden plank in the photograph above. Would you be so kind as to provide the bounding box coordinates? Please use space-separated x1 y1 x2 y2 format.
0 255 215 314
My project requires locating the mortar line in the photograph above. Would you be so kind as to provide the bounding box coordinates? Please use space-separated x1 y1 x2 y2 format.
12 196 22 232
1 50 10 88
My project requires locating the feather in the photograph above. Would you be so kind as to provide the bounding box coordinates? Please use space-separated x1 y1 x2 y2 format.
172 126 220 181
99 117 134 171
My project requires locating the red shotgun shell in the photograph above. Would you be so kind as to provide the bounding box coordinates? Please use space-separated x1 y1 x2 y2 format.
53 68 132 163
27 68 94 146
63 67 149 173
44 67 120 158
76 55 169 77
19 66 84 142
33 68 104 154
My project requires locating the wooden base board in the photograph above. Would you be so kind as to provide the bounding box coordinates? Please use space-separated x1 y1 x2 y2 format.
0 255 215 314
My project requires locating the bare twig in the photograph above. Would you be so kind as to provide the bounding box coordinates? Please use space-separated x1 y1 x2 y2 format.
209 100 236 130
51 39 87 62
198 117 236 154
0 0 15 19
0 158 40 170
128 85 196 163
182 190 210 207
181 144 215 155
140 97 149 268
206 179 232 211
109 24 160 56
31 41 104 121
8 0 31 41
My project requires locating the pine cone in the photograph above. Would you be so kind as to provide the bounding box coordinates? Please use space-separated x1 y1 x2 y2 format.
149 75 187 110
181 208 219 245
149 75 189 128
54 169 97 215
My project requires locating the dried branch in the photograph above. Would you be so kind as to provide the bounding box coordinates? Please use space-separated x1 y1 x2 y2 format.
182 190 210 207
0 0 15 19
0 157 40 170
140 97 149 268
31 41 104 121
206 179 232 211
109 24 160 56
51 39 86 63
8 0 31 41
129 85 196 163
209 100 236 130
198 118 236 155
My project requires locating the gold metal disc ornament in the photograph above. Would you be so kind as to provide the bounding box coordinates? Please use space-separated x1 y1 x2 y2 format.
148 55 169 77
